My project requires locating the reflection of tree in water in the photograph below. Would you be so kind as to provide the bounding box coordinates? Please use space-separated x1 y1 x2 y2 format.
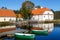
27 22 32 33
19 22 32 33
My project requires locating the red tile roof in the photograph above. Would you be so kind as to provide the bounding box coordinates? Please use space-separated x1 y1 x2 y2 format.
0 9 16 17
32 8 51 15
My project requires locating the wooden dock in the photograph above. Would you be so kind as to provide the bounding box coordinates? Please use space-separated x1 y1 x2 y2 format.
0 29 27 38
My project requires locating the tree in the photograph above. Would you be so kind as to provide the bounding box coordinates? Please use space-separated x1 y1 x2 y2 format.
14 10 19 14
1 7 7 9
14 10 20 22
54 11 60 19
20 7 31 19
51 9 55 13
20 1 34 19
22 1 34 10
35 6 41 8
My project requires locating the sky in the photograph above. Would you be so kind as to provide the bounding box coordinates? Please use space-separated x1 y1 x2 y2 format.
0 0 60 11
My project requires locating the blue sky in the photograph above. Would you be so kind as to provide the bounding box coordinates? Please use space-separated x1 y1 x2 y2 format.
0 0 60 11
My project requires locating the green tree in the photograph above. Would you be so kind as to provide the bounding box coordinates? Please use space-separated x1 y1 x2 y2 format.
1 7 7 9
14 10 20 22
22 1 34 10
20 7 31 19
35 6 41 8
14 10 19 14
54 11 60 19
20 1 34 19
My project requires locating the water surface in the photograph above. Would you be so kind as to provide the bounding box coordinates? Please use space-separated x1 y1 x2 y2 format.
5 25 60 40
36 27 60 40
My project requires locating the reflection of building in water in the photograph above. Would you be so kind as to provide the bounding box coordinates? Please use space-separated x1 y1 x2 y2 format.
0 25 16 33
31 23 54 33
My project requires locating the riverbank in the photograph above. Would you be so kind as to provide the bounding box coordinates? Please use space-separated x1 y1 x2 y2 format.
0 22 15 27
29 20 60 24
0 20 60 27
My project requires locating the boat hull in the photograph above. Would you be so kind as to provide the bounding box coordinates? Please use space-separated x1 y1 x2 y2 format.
31 30 48 35
14 33 35 40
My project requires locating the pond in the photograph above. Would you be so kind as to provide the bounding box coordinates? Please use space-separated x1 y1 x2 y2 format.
3 24 60 40
35 27 60 40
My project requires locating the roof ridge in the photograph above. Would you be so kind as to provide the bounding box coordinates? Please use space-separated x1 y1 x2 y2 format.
0 9 16 17
32 7 51 15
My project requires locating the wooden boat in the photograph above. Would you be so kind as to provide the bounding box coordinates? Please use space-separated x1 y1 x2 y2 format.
31 27 43 30
14 33 35 40
31 30 48 35
30 23 54 35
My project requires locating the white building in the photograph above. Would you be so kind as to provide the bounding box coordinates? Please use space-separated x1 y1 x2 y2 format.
31 7 54 21
0 9 16 22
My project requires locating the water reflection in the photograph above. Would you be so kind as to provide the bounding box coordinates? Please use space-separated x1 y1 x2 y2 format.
0 25 16 33
31 23 54 33
0 23 54 40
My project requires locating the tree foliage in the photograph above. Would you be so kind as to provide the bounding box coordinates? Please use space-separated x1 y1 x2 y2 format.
19 1 34 19
50 9 60 19
14 10 20 14
20 7 31 19
1 7 7 9
22 1 34 10
35 6 41 8
54 11 60 19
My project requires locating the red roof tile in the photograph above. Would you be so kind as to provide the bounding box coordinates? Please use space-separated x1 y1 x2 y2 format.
32 8 51 15
0 9 16 17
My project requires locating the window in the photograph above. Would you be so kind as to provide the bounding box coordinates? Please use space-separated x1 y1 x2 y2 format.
51 16 52 18
48 13 49 14
10 19 11 21
4 18 6 21
44 16 45 18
